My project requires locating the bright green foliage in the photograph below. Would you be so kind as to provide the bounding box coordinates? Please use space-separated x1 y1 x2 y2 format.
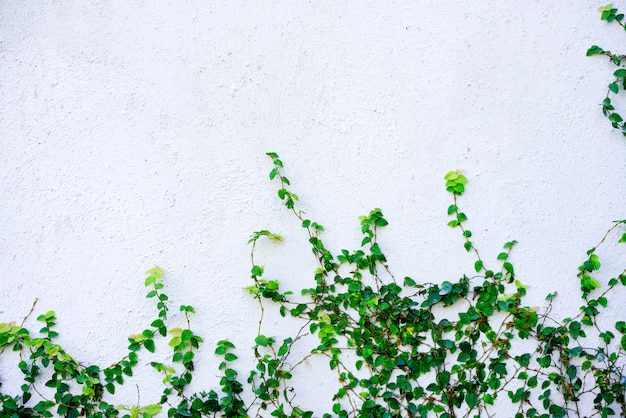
589 4 626 136
2 153 625 417
444 170 468 196
1 10 626 415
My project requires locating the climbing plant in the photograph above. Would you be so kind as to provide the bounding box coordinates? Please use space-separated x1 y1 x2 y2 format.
588 4 626 136
1 6 626 418
1 150 625 417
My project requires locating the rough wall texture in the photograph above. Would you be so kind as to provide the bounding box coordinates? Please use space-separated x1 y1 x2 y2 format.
1 1 626 414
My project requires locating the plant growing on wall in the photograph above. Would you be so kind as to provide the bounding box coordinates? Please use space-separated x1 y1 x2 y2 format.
1 6 626 418
1 150 625 417
588 4 626 136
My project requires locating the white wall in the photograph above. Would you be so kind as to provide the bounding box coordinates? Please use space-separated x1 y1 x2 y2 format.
2 1 626 415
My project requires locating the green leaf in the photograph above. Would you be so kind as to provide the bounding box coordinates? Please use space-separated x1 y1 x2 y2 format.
145 267 163 279
587 45 605 56
255 335 271 347
615 69 626 78
609 82 619 94
403 277 417 286
144 405 162 416
181 329 194 343
583 276 601 290
466 391 478 408
251 265 264 277
503 240 518 249
439 281 453 295
144 339 155 353
598 4 614 12
456 175 468 184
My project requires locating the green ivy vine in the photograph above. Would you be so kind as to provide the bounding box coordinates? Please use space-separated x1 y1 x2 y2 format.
2 6 626 418
2 149 625 417
588 4 626 135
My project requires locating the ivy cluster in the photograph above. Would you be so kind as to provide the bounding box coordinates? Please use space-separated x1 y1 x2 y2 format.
588 4 626 136
1 150 625 417
1 7 626 418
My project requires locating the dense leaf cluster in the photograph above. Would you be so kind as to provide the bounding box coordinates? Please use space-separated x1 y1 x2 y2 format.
1 151 625 417
2 7 626 418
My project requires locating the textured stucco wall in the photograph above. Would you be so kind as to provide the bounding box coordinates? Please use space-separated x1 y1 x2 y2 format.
1 1 626 415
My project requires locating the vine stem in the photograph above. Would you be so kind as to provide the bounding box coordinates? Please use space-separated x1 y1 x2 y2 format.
250 239 265 337
20 298 39 327
452 194 483 264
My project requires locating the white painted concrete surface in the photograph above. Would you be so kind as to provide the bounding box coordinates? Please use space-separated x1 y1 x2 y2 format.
1 1 626 415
